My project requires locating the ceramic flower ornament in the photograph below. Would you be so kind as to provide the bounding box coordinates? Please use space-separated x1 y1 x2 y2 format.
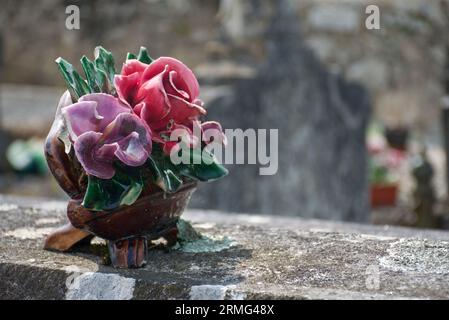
44 46 227 268
62 93 152 179
115 57 226 154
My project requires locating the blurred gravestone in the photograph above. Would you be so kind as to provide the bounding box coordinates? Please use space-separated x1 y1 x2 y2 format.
192 0 371 222
0 31 12 173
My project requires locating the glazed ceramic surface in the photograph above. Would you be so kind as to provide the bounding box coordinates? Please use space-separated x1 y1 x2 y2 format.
67 182 196 241
44 92 197 267
44 47 227 268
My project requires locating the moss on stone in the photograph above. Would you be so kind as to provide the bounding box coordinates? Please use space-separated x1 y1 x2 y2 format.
175 219 235 253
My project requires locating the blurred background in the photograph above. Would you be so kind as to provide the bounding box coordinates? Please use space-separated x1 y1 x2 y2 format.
1 0 449 229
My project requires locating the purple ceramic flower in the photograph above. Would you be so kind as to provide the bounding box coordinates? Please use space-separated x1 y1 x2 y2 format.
62 93 152 179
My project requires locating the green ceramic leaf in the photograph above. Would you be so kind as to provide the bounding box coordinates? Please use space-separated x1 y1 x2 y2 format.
146 155 183 193
55 57 90 101
159 168 183 192
81 55 112 94
127 52 137 60
94 46 116 86
97 68 113 93
178 148 228 182
146 145 227 191
137 46 153 64
80 56 101 93
82 166 143 211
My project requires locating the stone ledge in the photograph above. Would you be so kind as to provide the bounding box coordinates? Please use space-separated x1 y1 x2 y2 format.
1 194 449 300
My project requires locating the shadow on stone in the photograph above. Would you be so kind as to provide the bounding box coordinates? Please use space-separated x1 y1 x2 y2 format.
58 220 253 299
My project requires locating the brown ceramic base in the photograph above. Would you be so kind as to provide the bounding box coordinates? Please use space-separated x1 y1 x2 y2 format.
43 92 197 269
44 223 92 252
66 182 196 242
44 221 180 268
108 236 148 268
107 223 179 268
43 181 195 269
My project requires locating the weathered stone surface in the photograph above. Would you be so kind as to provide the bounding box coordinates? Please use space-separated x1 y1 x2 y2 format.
1 194 449 300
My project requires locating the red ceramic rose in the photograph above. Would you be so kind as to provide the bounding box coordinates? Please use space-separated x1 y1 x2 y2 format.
115 57 225 154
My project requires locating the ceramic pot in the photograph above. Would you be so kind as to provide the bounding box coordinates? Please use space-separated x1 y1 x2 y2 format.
66 182 196 268
43 92 196 268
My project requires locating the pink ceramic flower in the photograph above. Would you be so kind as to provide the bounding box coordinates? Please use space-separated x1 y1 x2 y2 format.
115 57 225 154
62 93 152 179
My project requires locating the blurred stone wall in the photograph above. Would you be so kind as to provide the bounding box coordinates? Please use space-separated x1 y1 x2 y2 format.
299 0 448 140
0 0 219 86
217 0 449 141
0 0 447 139
1 0 448 220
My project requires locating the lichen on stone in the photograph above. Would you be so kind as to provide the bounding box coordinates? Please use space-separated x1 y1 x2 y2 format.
379 238 449 274
175 219 235 253
177 218 202 242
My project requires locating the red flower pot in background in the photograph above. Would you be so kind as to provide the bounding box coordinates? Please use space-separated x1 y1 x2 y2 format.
370 184 398 208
